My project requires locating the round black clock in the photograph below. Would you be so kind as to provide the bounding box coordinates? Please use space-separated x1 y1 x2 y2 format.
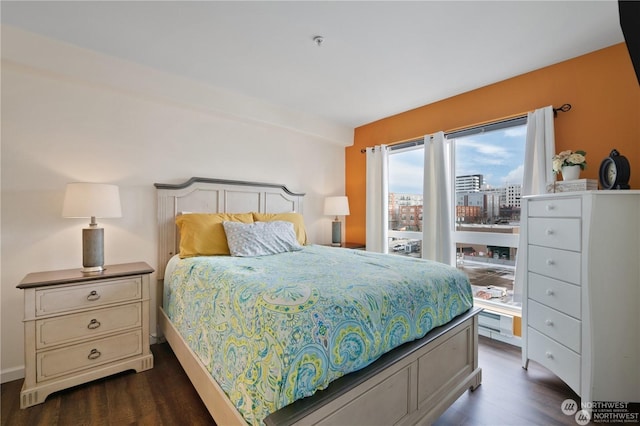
598 149 631 189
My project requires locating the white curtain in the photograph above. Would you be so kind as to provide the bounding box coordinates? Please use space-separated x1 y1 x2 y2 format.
366 145 389 253
514 105 556 303
422 131 454 264
522 106 556 195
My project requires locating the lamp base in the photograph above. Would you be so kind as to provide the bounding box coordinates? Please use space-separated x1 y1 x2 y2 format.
82 227 105 273
331 220 342 246
81 266 105 274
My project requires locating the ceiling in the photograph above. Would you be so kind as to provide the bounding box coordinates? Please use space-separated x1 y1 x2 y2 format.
1 1 625 129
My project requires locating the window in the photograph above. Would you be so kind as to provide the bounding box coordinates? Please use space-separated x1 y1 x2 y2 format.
448 118 526 310
386 119 526 310
388 143 423 257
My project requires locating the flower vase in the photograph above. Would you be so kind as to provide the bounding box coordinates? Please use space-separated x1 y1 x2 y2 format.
561 165 581 181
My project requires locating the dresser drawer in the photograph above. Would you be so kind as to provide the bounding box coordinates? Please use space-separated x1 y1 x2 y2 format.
528 273 581 319
36 330 143 382
527 327 580 394
528 197 581 218
528 245 581 285
36 303 142 350
528 300 581 353
35 278 142 316
528 218 580 251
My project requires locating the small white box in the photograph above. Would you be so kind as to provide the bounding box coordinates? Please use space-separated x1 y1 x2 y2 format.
547 179 598 193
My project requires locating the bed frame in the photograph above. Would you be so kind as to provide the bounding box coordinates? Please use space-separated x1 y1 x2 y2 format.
155 177 482 425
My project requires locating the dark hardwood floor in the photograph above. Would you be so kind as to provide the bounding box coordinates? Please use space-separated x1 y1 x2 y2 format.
435 337 587 426
1 343 213 426
2 337 590 426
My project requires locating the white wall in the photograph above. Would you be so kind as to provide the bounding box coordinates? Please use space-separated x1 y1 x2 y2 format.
1 27 353 382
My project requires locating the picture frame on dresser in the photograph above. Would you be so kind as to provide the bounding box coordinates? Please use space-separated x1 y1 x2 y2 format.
521 191 640 404
17 262 155 408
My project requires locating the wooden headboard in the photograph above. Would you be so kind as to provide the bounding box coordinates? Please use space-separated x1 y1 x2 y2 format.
154 177 305 279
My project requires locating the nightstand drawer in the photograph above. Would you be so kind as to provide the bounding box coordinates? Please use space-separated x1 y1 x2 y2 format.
36 330 143 382
528 300 581 353
528 245 581 285
35 277 142 316
36 303 142 349
528 273 581 319
527 327 580 394
528 218 580 251
528 197 581 218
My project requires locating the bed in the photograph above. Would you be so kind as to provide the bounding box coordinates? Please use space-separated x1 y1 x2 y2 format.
155 177 482 425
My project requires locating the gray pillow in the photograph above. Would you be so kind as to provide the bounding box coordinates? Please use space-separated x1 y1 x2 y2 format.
222 220 302 257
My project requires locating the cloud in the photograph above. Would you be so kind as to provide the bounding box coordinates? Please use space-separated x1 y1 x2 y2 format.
388 124 527 192
453 129 526 186
455 138 511 162
502 164 524 185
503 126 527 137
389 152 423 194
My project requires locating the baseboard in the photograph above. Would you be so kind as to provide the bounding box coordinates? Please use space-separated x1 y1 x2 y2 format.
2 365 25 384
151 331 166 344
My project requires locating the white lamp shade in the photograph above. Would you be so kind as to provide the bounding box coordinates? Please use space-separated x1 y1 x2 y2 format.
62 183 122 218
324 196 350 216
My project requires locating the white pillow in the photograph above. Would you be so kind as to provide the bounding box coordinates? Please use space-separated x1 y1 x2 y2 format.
222 220 302 257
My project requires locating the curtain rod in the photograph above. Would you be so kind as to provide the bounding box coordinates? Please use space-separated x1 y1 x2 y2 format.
553 103 572 116
360 103 572 153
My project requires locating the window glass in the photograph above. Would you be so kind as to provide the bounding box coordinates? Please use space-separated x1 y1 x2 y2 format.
450 123 526 309
388 145 423 258
385 122 526 310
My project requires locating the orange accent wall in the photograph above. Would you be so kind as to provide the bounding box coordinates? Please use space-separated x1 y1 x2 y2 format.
513 315 522 338
346 43 640 245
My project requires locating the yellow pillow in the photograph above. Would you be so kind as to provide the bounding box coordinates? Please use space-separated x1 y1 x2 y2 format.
252 212 307 245
175 213 254 257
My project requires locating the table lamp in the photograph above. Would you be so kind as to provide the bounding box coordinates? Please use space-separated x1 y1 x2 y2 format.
62 183 122 272
324 196 350 246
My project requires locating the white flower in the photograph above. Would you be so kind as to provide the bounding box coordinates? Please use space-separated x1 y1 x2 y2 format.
552 158 563 172
552 150 587 174
568 153 585 165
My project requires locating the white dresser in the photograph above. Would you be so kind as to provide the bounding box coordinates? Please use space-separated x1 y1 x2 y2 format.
18 262 154 408
521 191 640 403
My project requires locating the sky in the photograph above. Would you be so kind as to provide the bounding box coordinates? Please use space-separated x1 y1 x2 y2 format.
388 124 527 194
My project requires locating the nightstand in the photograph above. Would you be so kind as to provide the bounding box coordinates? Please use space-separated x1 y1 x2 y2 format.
17 262 154 408
323 242 366 250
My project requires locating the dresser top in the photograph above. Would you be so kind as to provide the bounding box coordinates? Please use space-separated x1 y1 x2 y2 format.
524 189 640 199
17 262 154 289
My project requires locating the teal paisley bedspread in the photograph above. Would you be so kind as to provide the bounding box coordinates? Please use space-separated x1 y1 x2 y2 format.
164 244 473 425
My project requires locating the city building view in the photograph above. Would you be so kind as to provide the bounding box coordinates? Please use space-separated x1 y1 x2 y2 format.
388 178 520 308
387 124 526 309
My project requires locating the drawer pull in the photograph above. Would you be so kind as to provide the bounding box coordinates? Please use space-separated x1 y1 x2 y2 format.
545 228 554 235
546 351 554 359
87 349 101 360
545 319 554 326
546 289 555 296
87 319 101 330
546 259 555 266
87 290 101 301
545 204 555 211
